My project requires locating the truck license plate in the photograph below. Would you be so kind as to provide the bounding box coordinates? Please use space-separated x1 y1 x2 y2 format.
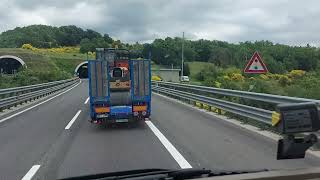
116 119 129 123
97 114 108 118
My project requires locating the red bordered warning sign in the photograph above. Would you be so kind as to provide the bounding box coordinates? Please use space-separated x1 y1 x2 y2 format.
244 51 268 74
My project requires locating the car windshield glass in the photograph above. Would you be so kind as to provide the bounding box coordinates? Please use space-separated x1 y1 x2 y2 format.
1 1 320 180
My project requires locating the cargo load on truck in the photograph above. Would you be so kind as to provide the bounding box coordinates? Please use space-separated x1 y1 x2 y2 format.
88 48 151 124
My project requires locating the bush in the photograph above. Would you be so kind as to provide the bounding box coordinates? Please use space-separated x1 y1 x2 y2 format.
259 74 269 80
152 75 162 81
223 67 241 76
278 75 291 86
0 68 72 88
288 70 305 78
21 43 34 50
230 73 245 81
195 71 205 81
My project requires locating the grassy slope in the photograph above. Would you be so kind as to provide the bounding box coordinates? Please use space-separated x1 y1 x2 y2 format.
46 52 87 74
0 48 91 88
0 48 56 72
186 61 214 84
0 48 89 74
0 48 209 85
186 61 214 77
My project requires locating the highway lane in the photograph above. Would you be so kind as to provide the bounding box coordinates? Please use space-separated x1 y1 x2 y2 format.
150 94 320 170
0 80 180 180
0 80 86 180
1 80 320 179
55 110 179 179
55 85 320 178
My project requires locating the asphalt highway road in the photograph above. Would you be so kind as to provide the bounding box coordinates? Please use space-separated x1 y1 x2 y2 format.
0 79 320 180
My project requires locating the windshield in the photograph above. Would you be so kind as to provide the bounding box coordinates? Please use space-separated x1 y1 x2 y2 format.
1 1 320 180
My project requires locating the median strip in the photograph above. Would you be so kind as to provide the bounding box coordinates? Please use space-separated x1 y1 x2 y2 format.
65 110 82 130
145 120 192 169
21 165 40 180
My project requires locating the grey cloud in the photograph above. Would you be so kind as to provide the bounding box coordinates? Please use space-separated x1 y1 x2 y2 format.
0 0 320 46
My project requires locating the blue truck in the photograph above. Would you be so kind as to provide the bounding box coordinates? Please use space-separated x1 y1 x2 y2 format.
88 48 151 124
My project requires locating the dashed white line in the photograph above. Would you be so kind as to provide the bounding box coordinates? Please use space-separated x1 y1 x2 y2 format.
145 120 192 169
65 110 82 130
0 82 81 124
84 97 90 104
21 165 41 180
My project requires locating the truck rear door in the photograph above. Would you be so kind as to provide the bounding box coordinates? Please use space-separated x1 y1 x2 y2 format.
130 60 151 117
88 60 110 118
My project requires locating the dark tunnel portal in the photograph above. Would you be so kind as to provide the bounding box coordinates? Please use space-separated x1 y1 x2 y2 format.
77 64 88 79
0 58 23 74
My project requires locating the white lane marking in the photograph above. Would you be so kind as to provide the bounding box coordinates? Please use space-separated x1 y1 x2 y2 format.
65 110 82 130
154 92 320 159
145 120 192 169
0 82 81 124
21 165 40 180
84 97 90 104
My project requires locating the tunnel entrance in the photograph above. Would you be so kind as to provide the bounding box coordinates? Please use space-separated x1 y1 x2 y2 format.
0 55 26 74
75 61 88 79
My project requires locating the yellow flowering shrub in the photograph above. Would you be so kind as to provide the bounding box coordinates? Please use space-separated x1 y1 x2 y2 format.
21 44 33 50
278 75 292 86
267 74 282 80
45 47 80 53
259 74 269 80
230 73 245 81
288 70 305 78
152 75 162 81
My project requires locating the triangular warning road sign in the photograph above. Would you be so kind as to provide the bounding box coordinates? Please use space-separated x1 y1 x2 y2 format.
244 51 268 74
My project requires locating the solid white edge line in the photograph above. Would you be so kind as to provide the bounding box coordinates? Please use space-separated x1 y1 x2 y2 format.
21 165 41 180
145 120 192 169
0 81 81 124
84 97 90 104
65 110 82 130
153 93 320 158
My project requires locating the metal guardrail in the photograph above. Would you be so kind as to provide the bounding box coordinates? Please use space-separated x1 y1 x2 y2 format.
0 78 79 111
151 81 320 125
152 81 320 105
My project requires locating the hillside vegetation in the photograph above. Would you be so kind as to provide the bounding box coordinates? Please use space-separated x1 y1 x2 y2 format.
2 25 319 73
0 47 90 88
1 25 320 100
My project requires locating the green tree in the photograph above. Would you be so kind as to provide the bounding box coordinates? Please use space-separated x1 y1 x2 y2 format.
80 38 93 53
103 34 113 44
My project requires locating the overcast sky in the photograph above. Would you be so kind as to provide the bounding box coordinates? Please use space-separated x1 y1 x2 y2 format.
0 0 319 46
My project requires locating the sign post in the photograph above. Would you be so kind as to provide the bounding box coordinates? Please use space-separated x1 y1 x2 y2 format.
244 51 268 74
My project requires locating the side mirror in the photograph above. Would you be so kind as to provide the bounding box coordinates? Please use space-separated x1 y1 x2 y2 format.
275 102 320 160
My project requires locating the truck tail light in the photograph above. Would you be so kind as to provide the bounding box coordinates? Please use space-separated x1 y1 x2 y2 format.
95 107 110 113
133 105 147 112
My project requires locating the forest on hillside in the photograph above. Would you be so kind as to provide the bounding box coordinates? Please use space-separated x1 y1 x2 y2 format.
1 25 320 74
1 25 320 99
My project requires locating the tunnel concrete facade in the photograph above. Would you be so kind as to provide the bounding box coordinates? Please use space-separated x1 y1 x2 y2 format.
75 61 88 78
0 55 27 74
